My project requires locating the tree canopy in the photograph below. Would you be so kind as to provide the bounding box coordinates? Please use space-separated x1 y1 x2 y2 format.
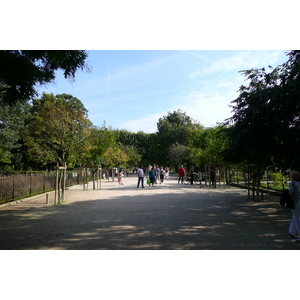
226 50 300 170
0 101 30 170
24 93 91 168
0 50 89 105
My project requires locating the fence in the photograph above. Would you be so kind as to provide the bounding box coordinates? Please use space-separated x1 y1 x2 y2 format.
0 169 93 204
226 168 290 190
224 167 291 201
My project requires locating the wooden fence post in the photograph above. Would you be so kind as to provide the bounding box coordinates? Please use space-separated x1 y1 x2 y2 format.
54 163 58 205
30 172 32 197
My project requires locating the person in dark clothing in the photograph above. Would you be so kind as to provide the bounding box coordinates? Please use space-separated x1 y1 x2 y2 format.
190 167 194 184
211 169 216 188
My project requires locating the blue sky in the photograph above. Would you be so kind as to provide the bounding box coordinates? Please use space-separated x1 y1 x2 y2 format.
4 2 297 134
37 50 289 133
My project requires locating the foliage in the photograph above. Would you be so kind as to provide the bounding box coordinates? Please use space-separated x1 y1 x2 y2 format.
112 110 229 169
200 125 229 165
121 145 142 168
116 130 150 156
0 148 11 170
168 142 189 166
81 123 117 167
24 93 91 168
225 50 300 171
103 146 128 169
0 100 31 170
155 109 204 166
0 50 89 105
156 109 195 146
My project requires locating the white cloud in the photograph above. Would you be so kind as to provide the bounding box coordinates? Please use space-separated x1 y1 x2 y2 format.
171 74 243 127
119 111 167 133
101 53 176 86
189 50 284 78
178 91 234 127
119 80 239 133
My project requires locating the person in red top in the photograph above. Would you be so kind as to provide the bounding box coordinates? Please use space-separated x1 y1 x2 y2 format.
178 165 186 184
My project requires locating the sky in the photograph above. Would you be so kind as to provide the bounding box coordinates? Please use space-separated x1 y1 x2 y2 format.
37 50 289 133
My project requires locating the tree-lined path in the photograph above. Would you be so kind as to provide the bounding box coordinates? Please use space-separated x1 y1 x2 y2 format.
0 175 298 250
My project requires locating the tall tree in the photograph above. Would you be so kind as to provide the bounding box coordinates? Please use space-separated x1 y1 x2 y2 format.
81 123 117 167
0 100 31 170
156 109 203 166
121 145 142 169
226 66 283 169
24 93 91 168
0 50 89 105
115 129 156 166
168 142 189 166
226 50 300 170
103 146 128 169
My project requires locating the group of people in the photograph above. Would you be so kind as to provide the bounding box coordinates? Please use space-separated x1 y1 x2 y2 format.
119 164 217 189
177 165 216 188
137 165 170 188
134 164 219 188
135 164 217 188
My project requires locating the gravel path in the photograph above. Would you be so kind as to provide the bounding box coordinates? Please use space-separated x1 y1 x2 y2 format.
0 175 298 250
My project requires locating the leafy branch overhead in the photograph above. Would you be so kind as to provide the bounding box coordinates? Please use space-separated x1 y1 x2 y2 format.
0 50 89 105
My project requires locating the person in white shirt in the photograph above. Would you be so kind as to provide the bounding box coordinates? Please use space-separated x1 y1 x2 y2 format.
160 167 166 183
137 166 145 188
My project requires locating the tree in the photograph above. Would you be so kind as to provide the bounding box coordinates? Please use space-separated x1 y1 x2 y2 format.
103 146 128 169
157 109 194 146
0 50 89 105
0 100 31 170
168 142 189 166
156 109 202 165
24 93 91 168
226 50 300 170
121 145 142 169
116 130 150 156
199 125 229 165
81 123 117 167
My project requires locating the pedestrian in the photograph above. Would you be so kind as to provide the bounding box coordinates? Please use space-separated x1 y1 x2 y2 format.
190 167 194 184
103 169 109 181
160 166 165 183
288 171 300 241
149 167 156 187
165 167 169 180
147 164 152 179
198 171 203 188
136 166 145 188
118 172 124 185
211 168 216 188
156 165 161 184
178 165 186 184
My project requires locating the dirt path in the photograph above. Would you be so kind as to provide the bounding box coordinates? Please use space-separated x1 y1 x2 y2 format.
0 175 298 250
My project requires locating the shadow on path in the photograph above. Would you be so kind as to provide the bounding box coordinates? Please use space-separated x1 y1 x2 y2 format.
0 179 297 249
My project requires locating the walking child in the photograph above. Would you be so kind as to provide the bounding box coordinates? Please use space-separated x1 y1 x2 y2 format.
118 172 125 185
